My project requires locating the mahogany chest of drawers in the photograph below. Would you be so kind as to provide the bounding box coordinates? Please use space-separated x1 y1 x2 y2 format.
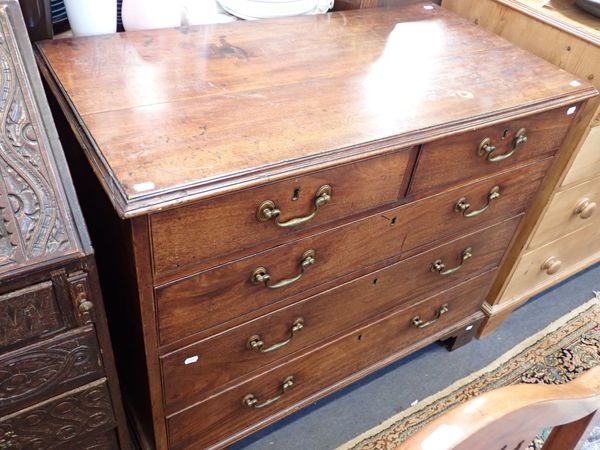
0 1 129 449
34 3 596 449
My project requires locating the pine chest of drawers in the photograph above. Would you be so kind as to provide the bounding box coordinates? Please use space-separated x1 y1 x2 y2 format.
34 3 596 449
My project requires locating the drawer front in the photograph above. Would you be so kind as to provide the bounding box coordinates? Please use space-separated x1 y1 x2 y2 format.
529 175 600 249
0 379 116 450
410 106 575 195
156 160 547 345
502 223 600 301
150 149 415 278
0 326 103 415
562 125 600 187
0 282 64 350
166 273 490 450
160 217 518 412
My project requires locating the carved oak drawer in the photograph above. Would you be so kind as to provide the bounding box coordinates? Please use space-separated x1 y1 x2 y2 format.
166 271 492 449
156 160 547 346
0 378 116 450
0 282 64 350
0 325 103 416
161 217 518 412
150 149 415 279
410 107 576 195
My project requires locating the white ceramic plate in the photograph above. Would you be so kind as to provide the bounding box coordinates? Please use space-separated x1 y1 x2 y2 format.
217 0 331 20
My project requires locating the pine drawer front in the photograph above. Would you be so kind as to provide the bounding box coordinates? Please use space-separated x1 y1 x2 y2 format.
150 149 415 279
410 106 576 195
155 158 544 346
502 223 600 301
0 282 64 350
0 379 116 450
0 325 104 416
528 175 600 249
166 272 491 450
562 125 600 187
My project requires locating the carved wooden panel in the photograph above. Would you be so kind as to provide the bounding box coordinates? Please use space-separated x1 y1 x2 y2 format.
0 379 116 450
0 6 79 276
0 281 64 350
0 325 103 415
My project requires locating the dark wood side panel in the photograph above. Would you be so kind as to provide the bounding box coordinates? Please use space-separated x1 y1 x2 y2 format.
0 325 103 416
0 379 116 450
166 272 493 450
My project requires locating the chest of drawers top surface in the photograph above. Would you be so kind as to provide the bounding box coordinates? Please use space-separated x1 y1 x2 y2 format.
36 3 595 218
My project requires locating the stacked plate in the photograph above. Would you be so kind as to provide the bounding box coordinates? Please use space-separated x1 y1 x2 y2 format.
217 0 334 20
50 0 67 24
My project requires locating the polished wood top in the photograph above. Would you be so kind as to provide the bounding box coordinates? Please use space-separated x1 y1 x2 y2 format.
36 3 596 217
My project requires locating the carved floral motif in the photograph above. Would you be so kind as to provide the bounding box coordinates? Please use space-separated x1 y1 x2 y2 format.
0 12 72 271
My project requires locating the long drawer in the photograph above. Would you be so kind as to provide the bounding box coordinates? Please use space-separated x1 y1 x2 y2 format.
0 325 104 415
528 174 600 249
502 222 600 301
150 149 415 278
160 217 518 412
410 106 575 194
156 160 548 346
0 379 116 450
166 272 490 450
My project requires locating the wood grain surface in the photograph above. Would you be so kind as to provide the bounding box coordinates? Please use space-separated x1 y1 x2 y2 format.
36 4 595 217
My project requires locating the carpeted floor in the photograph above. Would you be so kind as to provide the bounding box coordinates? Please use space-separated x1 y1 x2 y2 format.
233 262 600 450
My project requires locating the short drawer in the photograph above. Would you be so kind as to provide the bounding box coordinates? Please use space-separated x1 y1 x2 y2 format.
562 125 600 187
0 282 64 350
0 379 116 450
166 272 489 450
161 218 507 412
529 175 600 249
156 160 547 346
0 325 104 416
150 149 415 278
410 106 576 195
502 223 600 301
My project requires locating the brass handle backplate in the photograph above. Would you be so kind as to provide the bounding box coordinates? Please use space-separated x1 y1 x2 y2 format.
242 376 294 409
574 198 597 220
247 318 305 353
478 128 528 162
252 250 315 289
257 185 332 228
455 186 501 218
411 304 449 328
541 256 562 275
431 247 472 276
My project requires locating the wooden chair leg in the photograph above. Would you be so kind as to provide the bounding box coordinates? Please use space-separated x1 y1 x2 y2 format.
543 410 600 450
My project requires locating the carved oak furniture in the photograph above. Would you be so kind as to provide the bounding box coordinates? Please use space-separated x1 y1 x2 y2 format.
0 1 129 449
34 3 596 449
443 0 600 337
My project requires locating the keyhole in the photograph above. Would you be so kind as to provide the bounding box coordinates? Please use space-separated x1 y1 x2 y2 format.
390 216 397 225
292 187 301 201
372 278 378 285
357 334 363 341
501 129 510 140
